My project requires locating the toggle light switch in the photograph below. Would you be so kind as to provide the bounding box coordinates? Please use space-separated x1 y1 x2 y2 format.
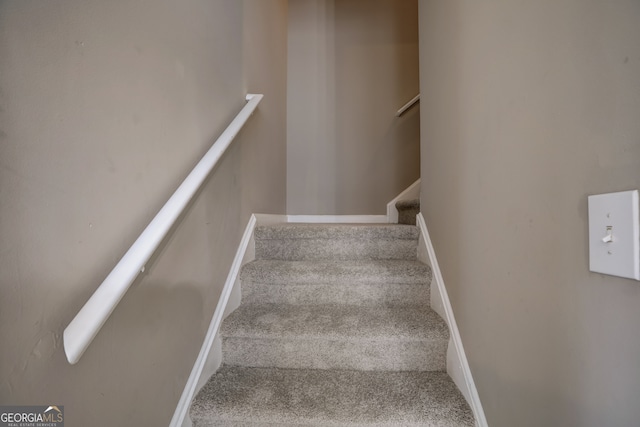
588 190 639 280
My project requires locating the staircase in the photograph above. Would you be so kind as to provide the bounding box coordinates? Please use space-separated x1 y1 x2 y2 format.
190 223 474 426
396 198 420 226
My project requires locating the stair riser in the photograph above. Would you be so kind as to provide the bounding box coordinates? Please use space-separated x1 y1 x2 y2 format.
241 283 429 306
222 338 447 371
254 224 419 240
255 239 417 261
240 260 432 286
398 207 419 225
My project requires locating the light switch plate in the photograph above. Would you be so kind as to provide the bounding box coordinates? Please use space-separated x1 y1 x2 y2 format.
588 190 639 280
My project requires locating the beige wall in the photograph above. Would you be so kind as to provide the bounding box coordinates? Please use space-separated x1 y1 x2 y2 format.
0 1 287 425
419 1 640 426
287 0 420 215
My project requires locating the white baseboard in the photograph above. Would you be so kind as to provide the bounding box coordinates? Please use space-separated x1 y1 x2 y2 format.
416 213 488 427
386 179 421 223
255 213 288 225
169 214 260 427
287 215 388 223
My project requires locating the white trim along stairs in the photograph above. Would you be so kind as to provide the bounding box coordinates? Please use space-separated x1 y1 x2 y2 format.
417 213 488 427
170 188 487 427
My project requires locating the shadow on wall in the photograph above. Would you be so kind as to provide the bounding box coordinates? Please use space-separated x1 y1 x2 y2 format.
60 284 203 426
383 105 420 193
287 0 420 215
478 364 613 427
333 0 420 213
0 1 287 426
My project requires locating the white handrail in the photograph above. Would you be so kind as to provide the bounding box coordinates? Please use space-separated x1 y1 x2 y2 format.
63 93 264 365
396 93 420 117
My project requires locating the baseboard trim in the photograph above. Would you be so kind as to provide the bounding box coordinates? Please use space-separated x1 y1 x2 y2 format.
255 213 288 225
169 214 259 427
416 212 488 427
287 215 388 223
386 179 421 223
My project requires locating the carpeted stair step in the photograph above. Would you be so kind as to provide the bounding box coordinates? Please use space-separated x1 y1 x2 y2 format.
240 259 432 306
190 366 475 427
190 222 475 426
255 223 419 261
396 198 420 225
221 304 448 371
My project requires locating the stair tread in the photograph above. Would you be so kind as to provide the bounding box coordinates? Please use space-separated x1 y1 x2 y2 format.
221 304 448 341
241 281 430 307
395 198 420 209
241 259 431 285
255 223 419 240
191 366 474 427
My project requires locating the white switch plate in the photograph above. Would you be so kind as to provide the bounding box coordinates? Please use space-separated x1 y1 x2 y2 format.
588 190 639 280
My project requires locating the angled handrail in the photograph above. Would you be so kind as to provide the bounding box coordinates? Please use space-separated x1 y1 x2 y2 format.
63 94 264 364
396 93 420 117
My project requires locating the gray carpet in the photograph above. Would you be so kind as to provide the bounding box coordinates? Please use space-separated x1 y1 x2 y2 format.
191 223 474 426
396 199 420 226
240 259 431 306
191 367 474 427
254 224 419 261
